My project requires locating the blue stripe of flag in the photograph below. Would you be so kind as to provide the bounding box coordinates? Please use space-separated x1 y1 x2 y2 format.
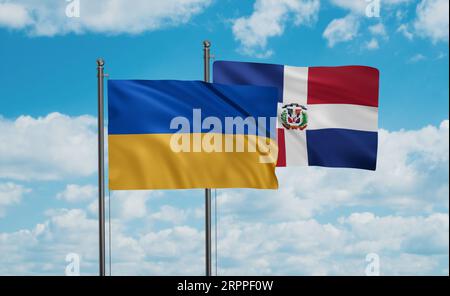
213 61 284 102
108 80 278 137
306 129 378 170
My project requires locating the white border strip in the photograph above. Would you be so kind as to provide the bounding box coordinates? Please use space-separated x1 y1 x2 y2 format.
308 104 378 132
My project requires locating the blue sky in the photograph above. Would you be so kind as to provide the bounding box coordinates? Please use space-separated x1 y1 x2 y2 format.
0 0 448 275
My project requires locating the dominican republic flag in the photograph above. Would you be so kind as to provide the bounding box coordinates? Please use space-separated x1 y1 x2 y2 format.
213 61 379 170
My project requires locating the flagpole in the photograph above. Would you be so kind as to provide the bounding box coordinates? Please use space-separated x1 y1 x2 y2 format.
203 40 212 277
97 58 106 277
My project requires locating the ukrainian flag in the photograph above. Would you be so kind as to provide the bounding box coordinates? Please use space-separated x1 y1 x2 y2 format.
108 80 279 190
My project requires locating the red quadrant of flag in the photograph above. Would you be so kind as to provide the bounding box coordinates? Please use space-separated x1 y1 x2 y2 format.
308 66 379 107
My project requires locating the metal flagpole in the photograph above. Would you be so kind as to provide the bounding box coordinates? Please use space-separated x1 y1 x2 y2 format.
203 40 212 277
97 58 106 276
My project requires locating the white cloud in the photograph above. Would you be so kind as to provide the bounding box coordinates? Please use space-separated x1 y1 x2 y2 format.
111 191 154 220
329 0 366 14
331 0 414 15
0 207 204 275
0 0 211 36
323 14 359 47
339 212 449 256
0 182 30 217
216 212 448 275
150 205 189 225
0 3 31 29
1 206 447 275
369 23 386 37
395 0 448 43
330 0 413 15
364 37 379 50
0 113 97 180
327 0 423 48
0 208 98 275
232 0 320 57
408 53 427 63
0 118 448 275
414 0 449 43
56 184 96 203
385 0 414 3
139 226 203 258
364 23 386 51
397 23 414 40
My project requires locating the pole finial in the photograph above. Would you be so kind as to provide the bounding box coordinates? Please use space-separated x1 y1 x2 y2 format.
203 40 211 48
97 58 105 67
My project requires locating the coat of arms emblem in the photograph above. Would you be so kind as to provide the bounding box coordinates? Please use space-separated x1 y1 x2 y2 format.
280 103 308 130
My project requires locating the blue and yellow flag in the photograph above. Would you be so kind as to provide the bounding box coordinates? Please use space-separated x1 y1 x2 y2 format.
108 80 279 190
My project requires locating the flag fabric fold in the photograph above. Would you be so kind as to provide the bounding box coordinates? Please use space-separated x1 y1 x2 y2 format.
213 61 379 171
108 80 279 190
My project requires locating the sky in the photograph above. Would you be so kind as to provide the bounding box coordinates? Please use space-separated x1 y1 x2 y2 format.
0 0 448 275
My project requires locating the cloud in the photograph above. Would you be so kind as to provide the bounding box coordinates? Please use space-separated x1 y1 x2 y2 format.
327 0 432 48
150 205 189 225
216 212 448 275
0 113 97 181
363 23 387 51
0 207 204 275
408 53 427 63
0 2 31 29
0 208 101 275
364 38 379 50
113 224 204 275
369 23 387 37
0 0 211 36
339 212 449 256
413 0 449 43
56 184 97 203
0 117 448 275
1 207 447 275
231 0 320 57
0 182 30 217
329 0 367 14
330 0 413 15
111 191 155 220
323 14 359 47
397 24 414 40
